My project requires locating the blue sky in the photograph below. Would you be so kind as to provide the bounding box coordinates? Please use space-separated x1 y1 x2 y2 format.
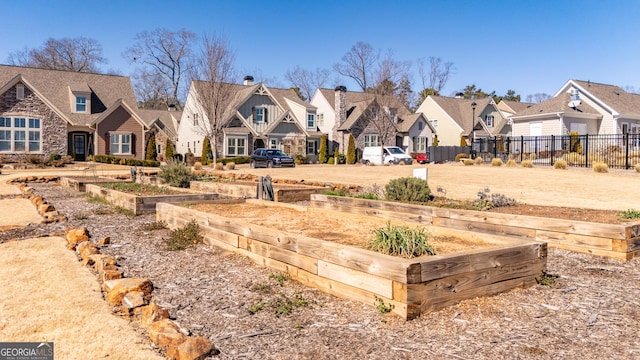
2 0 639 101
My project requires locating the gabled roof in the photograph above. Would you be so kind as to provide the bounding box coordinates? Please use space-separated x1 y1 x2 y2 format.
396 113 435 133
91 99 149 129
0 64 138 127
138 109 181 139
498 100 534 114
511 92 602 119
559 80 640 116
428 96 493 133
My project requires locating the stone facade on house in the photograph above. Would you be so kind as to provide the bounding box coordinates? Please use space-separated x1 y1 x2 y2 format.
0 83 67 162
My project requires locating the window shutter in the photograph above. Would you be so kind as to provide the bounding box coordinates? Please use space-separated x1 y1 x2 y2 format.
105 132 110 155
264 108 268 123
131 133 136 156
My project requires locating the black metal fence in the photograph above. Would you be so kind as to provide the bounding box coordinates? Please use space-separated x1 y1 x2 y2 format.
471 134 640 169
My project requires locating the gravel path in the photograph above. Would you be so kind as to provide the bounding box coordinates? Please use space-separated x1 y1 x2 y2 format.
3 182 639 360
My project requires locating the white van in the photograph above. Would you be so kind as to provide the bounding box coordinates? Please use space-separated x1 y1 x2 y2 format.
362 146 413 165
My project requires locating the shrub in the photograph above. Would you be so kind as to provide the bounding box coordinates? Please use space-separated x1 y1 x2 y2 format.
620 209 640 220
159 160 193 188
327 156 334 164
385 177 431 203
455 153 468 162
214 162 224 170
295 154 309 164
318 134 328 164
491 158 504 167
529 153 536 161
593 161 608 173
570 131 582 154
521 160 534 168
473 192 516 210
164 138 176 161
218 156 250 165
553 159 568 169
165 219 204 251
201 137 212 165
323 189 347 196
226 162 236 170
474 157 484 165
368 222 436 258
146 134 157 161
346 134 356 164
193 161 203 170
506 159 516 167
565 152 584 165
463 159 474 166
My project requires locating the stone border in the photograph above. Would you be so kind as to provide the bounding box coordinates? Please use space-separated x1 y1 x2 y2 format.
12 177 66 223
62 226 215 360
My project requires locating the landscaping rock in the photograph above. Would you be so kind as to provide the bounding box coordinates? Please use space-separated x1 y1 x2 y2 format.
166 336 214 360
97 236 111 246
89 254 118 272
100 269 123 282
139 302 170 327
104 278 153 305
122 290 147 309
76 242 99 263
37 203 55 214
148 319 186 351
65 227 89 249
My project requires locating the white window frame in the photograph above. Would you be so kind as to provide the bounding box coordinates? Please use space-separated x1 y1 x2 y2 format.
16 84 24 100
109 132 132 155
364 134 380 147
485 115 494 127
269 139 277 149
307 140 318 154
307 113 315 128
226 136 247 156
414 136 427 152
75 95 87 113
0 116 41 153
317 113 324 126
255 107 265 123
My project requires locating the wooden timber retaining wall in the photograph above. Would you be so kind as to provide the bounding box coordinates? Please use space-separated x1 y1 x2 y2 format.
190 180 327 202
156 200 546 320
310 194 640 262
85 184 218 215
60 176 129 192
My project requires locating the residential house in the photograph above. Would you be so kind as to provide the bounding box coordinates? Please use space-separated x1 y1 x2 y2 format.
176 77 319 159
0 64 148 161
497 100 534 118
510 80 640 137
415 95 509 147
309 86 434 156
138 108 181 160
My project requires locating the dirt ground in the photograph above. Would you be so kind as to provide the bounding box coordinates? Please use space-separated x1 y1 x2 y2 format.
235 162 640 212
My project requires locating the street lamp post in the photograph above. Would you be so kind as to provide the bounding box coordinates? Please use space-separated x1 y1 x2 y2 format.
471 101 477 158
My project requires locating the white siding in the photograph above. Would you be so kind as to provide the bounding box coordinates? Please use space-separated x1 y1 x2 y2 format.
309 90 336 141
176 85 207 156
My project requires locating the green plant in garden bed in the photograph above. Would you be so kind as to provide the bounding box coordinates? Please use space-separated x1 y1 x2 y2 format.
159 160 194 188
375 296 395 314
164 219 204 251
368 222 436 258
323 189 347 197
101 182 175 195
619 209 640 220
385 177 431 203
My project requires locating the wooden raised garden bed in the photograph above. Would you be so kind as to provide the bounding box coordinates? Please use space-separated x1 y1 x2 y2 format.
60 176 130 192
156 200 546 320
85 183 218 215
190 180 327 202
309 194 640 262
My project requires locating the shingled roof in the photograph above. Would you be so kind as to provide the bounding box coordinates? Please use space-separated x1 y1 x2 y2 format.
0 64 138 127
137 109 181 139
429 96 493 133
570 80 640 115
512 92 601 118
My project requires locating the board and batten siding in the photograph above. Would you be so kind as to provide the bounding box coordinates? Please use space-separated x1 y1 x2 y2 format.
238 94 281 134
96 106 144 159
309 90 337 141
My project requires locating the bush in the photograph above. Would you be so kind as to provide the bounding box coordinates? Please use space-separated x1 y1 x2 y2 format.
473 192 516 210
218 156 250 165
491 158 504 167
318 134 328 164
463 159 474 166
593 161 608 173
164 138 176 161
565 152 584 165
327 156 334 164
368 222 436 258
529 153 536 161
226 162 236 170
193 161 203 170
295 154 309 164
214 162 224 170
146 134 157 161
165 219 204 251
506 159 516 167
385 177 431 203
521 160 534 168
201 137 212 165
620 209 640 220
553 159 568 169
159 160 193 188
474 157 484 165
346 134 356 164
455 153 468 162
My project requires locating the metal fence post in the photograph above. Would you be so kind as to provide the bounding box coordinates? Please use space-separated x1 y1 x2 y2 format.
584 135 589 167
625 132 630 169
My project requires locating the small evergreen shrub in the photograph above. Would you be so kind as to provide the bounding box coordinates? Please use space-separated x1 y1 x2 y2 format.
463 159 474 166
218 156 250 165
318 134 328 164
327 157 334 164
521 160 534 168
159 160 193 188
226 162 236 170
553 159 568 169
193 161 203 170
368 222 436 258
506 159 516 167
491 158 504 166
472 192 516 210
474 157 484 165
346 134 356 164
165 219 204 251
146 134 157 161
214 162 224 170
455 153 468 162
593 161 608 173
201 137 212 165
295 154 309 164
385 177 431 203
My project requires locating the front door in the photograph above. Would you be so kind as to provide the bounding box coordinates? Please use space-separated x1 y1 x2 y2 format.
73 134 86 161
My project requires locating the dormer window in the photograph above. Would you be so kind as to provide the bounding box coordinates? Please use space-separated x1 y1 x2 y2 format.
485 115 494 127
76 96 87 112
16 84 24 100
307 113 315 128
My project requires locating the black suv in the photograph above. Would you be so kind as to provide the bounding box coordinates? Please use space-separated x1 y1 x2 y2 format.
250 148 296 168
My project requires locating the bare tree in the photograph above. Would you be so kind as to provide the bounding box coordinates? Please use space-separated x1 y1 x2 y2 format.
525 93 551 103
133 68 171 109
125 28 196 109
189 34 238 164
285 66 331 101
7 37 106 72
333 42 379 92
